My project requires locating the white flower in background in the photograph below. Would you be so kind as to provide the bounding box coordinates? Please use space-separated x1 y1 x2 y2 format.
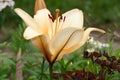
87 37 110 52
102 43 109 48
87 48 95 53
0 1 7 11
7 0 15 7
0 0 15 12
94 41 103 49
87 37 94 45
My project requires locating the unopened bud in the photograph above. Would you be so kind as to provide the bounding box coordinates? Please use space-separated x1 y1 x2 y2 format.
34 0 46 14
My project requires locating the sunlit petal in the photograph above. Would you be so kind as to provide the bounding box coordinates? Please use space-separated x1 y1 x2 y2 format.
31 37 45 53
23 27 42 40
34 9 53 38
31 35 51 62
58 9 83 30
56 28 105 60
49 28 79 61
63 29 84 49
14 8 38 29
55 29 84 60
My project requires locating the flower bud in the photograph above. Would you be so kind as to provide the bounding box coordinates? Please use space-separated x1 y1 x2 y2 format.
34 0 46 14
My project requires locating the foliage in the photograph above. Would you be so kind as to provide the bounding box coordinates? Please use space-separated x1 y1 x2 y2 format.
0 53 15 80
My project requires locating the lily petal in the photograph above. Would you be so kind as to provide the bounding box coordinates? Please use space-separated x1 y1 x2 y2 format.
49 28 79 61
31 37 45 53
79 28 105 48
14 8 38 30
23 27 42 40
56 28 105 60
31 35 51 62
55 30 84 60
58 9 83 30
40 35 51 61
34 9 53 38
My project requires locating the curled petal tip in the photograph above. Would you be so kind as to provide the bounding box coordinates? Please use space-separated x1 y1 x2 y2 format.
88 28 106 34
14 8 21 13
100 29 106 34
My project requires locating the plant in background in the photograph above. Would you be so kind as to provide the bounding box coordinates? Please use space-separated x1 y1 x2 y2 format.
52 45 120 80
87 37 109 53
83 51 120 80
0 0 15 12
0 53 15 80
9 23 45 80
0 0 15 28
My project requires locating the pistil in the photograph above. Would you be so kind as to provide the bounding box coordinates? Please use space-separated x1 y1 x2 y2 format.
55 9 60 33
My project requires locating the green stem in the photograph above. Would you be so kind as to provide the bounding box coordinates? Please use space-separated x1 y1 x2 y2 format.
40 57 45 80
49 63 53 80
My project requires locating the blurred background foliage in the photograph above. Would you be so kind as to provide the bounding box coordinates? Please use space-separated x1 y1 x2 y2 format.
1 0 120 29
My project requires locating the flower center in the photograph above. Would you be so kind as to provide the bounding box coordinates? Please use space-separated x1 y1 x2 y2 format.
48 9 66 23
48 9 66 35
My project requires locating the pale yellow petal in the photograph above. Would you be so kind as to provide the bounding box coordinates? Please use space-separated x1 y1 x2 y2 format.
40 35 51 62
34 9 53 39
55 29 84 61
31 37 45 53
31 35 51 62
49 28 79 61
23 27 42 40
78 28 105 48
63 29 84 49
14 8 38 29
58 9 83 30
56 28 105 60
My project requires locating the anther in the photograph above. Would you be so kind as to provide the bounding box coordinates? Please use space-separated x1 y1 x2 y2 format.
59 14 63 22
48 14 54 22
63 16 66 22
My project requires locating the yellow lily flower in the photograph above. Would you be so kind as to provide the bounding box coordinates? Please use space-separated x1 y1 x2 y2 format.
14 8 105 63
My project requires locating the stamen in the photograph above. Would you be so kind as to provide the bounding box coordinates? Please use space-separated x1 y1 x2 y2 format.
59 14 63 22
63 16 66 22
51 14 55 19
55 9 60 24
48 14 54 22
